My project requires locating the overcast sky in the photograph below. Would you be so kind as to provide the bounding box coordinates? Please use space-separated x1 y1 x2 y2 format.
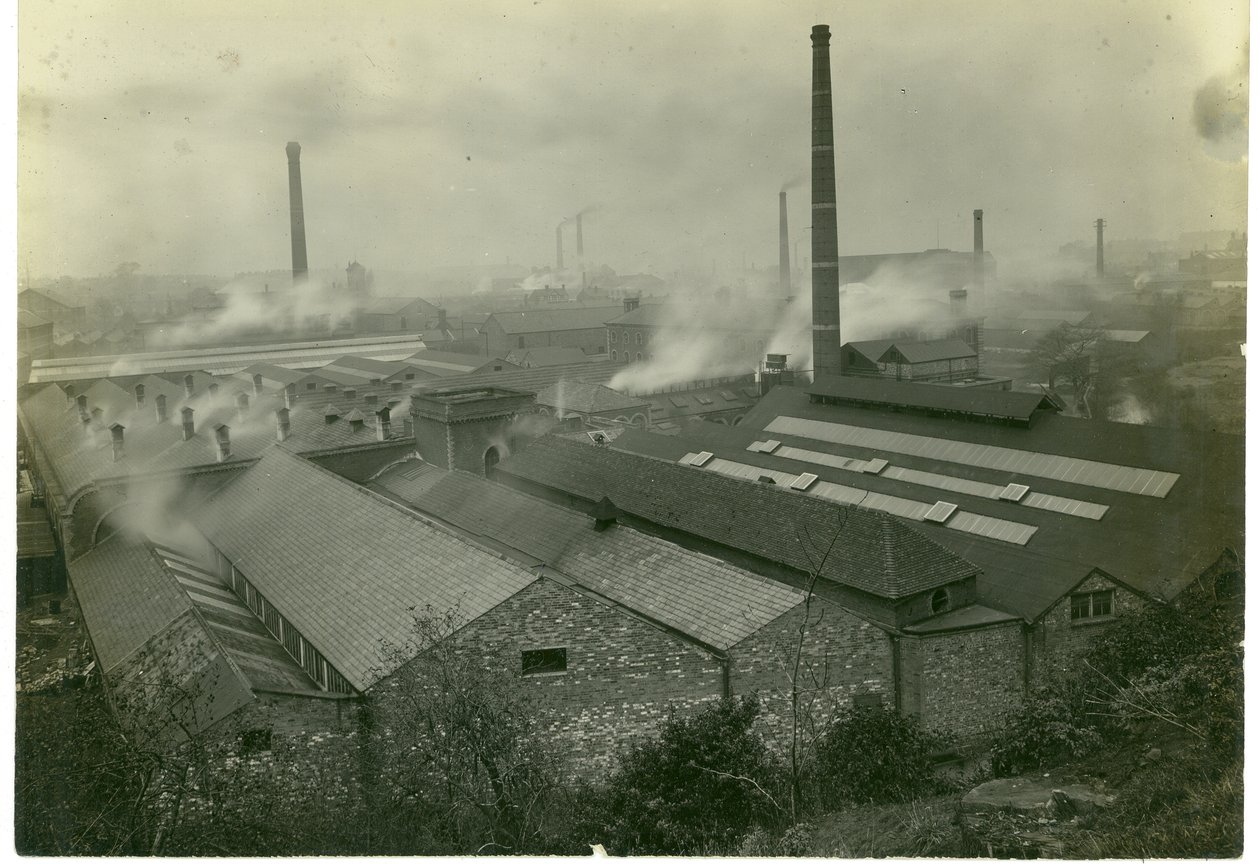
17 0 1249 280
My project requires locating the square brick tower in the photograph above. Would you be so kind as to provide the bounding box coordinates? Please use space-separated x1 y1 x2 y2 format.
409 387 536 475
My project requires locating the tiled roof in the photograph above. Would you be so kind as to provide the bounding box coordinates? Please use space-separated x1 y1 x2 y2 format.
496 435 979 600
488 306 623 334
535 380 649 415
195 449 536 690
370 462 803 649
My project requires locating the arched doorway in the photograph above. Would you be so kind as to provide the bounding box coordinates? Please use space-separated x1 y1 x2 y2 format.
484 446 502 477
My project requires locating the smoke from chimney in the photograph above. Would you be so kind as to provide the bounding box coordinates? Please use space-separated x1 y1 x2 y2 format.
779 190 791 298
286 141 309 283
810 24 842 378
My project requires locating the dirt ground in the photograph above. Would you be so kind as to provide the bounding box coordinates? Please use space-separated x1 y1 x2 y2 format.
16 592 90 694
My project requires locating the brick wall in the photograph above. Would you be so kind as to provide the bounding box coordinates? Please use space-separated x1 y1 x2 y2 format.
729 596 894 750
305 443 417 482
898 621 1025 745
1032 572 1145 680
370 577 724 773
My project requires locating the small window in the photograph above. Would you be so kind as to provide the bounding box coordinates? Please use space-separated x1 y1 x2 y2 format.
405 373 415 381
931 588 950 614
518 336 526 349
306 382 317 391
636 352 642 362
1070 589 1114 621
522 647 567 676
241 728 272 755
635 332 643 345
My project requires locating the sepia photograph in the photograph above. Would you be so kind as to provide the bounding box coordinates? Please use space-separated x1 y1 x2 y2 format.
13 0 1247 856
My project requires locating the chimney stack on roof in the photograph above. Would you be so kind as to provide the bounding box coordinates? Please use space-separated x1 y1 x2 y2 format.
284 382 297 409
183 374 195 398
134 383 145 408
623 295 640 313
214 424 231 462
375 406 392 441
286 141 309 283
779 190 791 298
592 495 619 532
76 394 89 422
275 407 291 442
235 392 250 421
109 423 125 462
181 406 195 440
810 24 842 378
155 394 168 424
252 374 264 397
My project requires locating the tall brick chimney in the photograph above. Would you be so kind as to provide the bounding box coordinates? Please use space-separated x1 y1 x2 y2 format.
286 141 309 283
973 209 985 303
779 190 791 298
1095 217 1105 277
810 24 842 378
555 220 565 271
575 212 584 260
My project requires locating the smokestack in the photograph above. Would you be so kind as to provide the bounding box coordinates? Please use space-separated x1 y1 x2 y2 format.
275 408 291 442
779 190 791 297
181 407 195 440
1095 218 1105 277
183 374 195 398
109 423 125 462
154 394 168 424
810 24 842 377
375 406 392 441
286 141 309 283
576 213 584 259
972 209 985 300
214 424 231 462
555 221 565 271
949 289 968 317
284 382 297 409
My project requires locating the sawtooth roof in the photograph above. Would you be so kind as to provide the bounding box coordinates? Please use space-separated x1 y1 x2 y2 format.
369 461 804 650
195 449 536 690
496 435 980 600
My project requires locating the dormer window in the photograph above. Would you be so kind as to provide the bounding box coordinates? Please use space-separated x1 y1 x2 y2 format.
931 588 950 615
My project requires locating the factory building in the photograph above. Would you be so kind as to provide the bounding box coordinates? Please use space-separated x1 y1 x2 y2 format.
480 306 621 358
603 298 784 367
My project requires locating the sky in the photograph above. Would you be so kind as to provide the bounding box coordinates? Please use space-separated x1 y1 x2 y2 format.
16 0 1250 280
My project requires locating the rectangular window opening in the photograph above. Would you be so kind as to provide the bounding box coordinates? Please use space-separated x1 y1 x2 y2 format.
522 647 567 676
1070 589 1115 622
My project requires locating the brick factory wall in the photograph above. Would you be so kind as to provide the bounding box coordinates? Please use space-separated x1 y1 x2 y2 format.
371 577 724 774
898 621 1025 746
894 578 977 627
1032 572 1146 681
306 443 417 482
728 597 894 750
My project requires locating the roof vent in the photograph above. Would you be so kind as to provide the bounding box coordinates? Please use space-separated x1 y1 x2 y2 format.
745 441 764 452
183 374 195 397
252 373 264 396
235 392 250 420
690 451 714 467
999 483 1031 502
154 393 168 423
134 383 145 408
587 430 609 445
375 407 391 441
323 405 341 424
761 439 781 453
284 382 297 408
345 408 366 432
592 495 619 531
757 475 776 485
923 501 958 523
862 458 889 474
678 452 698 465
789 472 819 491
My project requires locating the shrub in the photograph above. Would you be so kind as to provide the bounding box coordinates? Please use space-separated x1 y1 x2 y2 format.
989 679 1101 777
810 706 950 805
585 695 786 855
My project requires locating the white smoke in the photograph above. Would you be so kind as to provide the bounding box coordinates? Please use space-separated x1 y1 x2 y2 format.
146 276 357 349
1107 393 1153 425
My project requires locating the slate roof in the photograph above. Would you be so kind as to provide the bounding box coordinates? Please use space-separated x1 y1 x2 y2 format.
358 297 436 315
504 346 592 368
843 340 893 365
487 306 622 334
321 355 418 380
883 338 977 364
605 300 787 333
668 386 1245 620
535 380 649 415
808 375 1057 424
195 449 537 690
370 462 803 650
496 435 980 600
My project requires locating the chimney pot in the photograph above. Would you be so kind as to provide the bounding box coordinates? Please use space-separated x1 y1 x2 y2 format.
214 424 231 462
155 394 168 423
134 384 145 408
275 408 291 442
375 407 392 441
284 382 297 409
109 423 125 462
181 406 195 440
183 374 195 397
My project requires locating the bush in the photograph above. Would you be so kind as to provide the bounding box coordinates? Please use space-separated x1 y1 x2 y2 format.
584 695 786 855
989 679 1101 777
810 706 951 805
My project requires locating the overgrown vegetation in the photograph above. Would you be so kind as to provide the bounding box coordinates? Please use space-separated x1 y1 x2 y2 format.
810 706 952 806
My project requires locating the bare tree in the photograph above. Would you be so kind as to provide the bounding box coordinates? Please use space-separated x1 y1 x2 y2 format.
1027 322 1109 399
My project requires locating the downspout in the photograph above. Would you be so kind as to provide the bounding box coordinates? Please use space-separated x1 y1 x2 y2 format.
890 633 903 712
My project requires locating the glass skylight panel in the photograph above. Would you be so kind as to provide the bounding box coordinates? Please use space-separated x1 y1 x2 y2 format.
678 452 699 465
696 394 714 405
863 458 889 474
668 396 690 408
789 472 819 491
999 483 1030 502
690 451 715 467
761 440 781 453
746 442 765 452
923 501 958 523
765 416 1179 498
720 390 739 401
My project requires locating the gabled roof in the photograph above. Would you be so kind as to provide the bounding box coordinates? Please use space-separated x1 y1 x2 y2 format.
535 380 649 415
843 340 893 365
496 435 980 600
404 350 517 376
357 296 437 315
369 461 804 650
504 346 592 368
18 310 53 329
321 354 417 379
809 375 1057 424
881 338 977 364
487 306 623 334
194 449 536 690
